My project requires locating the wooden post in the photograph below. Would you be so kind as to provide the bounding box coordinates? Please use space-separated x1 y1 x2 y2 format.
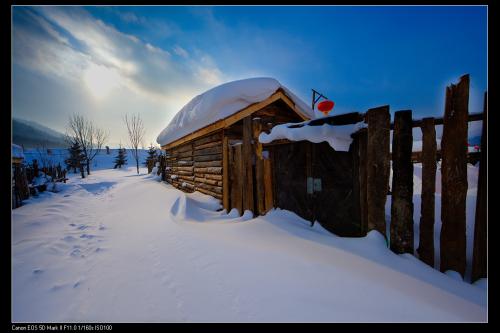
231 144 244 216
471 91 487 282
417 117 437 267
222 134 230 211
366 106 391 239
253 119 266 215
390 110 414 254
351 129 368 235
242 117 254 214
358 129 368 234
440 74 469 277
263 157 274 213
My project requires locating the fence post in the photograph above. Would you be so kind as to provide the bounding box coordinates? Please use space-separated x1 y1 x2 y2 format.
390 110 414 254
366 106 391 239
417 117 437 267
471 91 487 282
351 128 368 235
440 74 469 277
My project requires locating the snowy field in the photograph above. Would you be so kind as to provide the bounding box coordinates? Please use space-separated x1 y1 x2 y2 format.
21 148 149 170
12 161 486 322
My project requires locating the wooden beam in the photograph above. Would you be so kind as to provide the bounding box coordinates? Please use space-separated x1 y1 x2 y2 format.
351 129 368 235
263 157 274 213
366 106 391 239
231 144 243 215
472 91 487 282
222 134 230 211
440 74 469 277
242 116 254 215
390 110 414 254
253 119 265 215
417 117 437 268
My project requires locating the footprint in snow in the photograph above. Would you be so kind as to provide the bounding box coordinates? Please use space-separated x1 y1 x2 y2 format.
50 284 65 292
80 234 95 239
33 269 43 275
70 248 83 257
62 235 77 242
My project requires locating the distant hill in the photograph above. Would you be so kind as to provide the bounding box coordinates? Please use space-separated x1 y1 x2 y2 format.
13 118 67 148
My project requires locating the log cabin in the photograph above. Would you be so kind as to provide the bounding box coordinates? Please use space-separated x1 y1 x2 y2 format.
156 78 314 216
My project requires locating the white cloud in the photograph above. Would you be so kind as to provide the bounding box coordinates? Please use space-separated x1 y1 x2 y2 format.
20 6 225 102
12 6 227 145
173 45 189 58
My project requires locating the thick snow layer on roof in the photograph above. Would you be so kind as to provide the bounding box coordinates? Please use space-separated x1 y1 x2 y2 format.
12 144 25 159
156 78 314 146
259 121 366 152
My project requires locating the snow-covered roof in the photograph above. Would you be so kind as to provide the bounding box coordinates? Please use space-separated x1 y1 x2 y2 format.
156 78 314 147
12 144 25 159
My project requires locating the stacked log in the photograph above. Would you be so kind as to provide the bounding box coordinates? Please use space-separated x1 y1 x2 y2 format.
166 142 194 190
165 132 223 200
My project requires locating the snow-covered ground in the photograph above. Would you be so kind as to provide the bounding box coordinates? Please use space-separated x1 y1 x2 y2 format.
12 163 486 322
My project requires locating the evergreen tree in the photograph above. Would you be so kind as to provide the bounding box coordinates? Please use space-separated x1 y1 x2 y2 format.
65 141 85 177
114 145 127 169
144 144 158 167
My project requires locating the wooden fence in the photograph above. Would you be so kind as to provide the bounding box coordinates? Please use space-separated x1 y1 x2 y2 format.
12 160 68 209
351 74 486 282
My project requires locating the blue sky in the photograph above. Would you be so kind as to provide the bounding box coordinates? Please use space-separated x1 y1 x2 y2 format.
12 6 487 147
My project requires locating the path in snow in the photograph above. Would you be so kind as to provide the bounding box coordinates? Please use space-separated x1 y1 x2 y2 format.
12 168 487 322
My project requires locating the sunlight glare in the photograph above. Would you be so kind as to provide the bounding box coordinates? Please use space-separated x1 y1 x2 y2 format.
83 63 121 100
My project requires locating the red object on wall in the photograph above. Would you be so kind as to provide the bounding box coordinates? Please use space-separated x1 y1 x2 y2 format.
317 100 335 116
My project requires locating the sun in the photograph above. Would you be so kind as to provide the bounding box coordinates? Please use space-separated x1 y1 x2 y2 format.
83 63 121 100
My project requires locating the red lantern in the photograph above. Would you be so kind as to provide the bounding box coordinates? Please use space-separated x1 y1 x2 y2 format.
317 100 335 116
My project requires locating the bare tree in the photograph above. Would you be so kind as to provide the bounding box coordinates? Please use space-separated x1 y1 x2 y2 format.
35 141 53 170
67 114 108 176
124 113 145 175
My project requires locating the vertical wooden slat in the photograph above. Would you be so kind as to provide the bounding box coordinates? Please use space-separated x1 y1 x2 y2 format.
306 142 314 224
390 110 414 254
471 91 487 282
440 74 469 277
253 119 265 215
418 117 437 267
366 106 391 239
232 144 243 216
358 129 368 234
222 134 230 211
242 116 254 214
351 130 367 235
263 158 274 212
351 132 361 232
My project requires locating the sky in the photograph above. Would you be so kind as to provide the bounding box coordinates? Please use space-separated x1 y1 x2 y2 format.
12 6 487 147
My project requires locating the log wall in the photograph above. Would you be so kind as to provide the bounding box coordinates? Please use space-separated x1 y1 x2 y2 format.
165 131 223 200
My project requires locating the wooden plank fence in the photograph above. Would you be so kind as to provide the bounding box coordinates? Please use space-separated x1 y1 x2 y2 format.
352 74 486 282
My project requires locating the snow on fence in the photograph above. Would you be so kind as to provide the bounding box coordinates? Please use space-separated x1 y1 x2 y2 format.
350 74 486 283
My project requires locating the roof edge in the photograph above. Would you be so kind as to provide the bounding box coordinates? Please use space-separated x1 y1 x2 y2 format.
161 90 310 150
